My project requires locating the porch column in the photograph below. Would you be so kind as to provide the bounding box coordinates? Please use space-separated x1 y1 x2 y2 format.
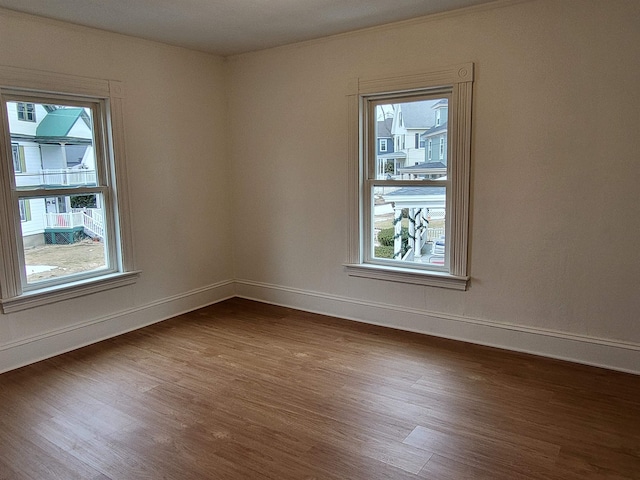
414 207 423 258
407 208 416 261
393 206 402 260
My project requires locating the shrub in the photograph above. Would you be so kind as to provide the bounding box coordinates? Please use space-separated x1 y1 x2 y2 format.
377 227 409 257
374 245 394 258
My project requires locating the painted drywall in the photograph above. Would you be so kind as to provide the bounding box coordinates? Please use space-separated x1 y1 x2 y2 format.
0 9 235 371
1 0 639 373
227 0 640 361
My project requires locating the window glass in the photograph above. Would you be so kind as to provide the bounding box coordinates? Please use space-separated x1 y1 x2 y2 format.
8 102 96 189
367 96 450 271
3 94 116 294
372 185 447 268
374 99 448 181
20 193 108 285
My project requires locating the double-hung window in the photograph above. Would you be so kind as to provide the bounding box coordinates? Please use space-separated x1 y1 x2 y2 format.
17 102 36 122
346 63 473 290
0 66 138 312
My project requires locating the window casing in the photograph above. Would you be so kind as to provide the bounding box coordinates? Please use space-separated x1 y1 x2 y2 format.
346 63 473 290
0 66 138 312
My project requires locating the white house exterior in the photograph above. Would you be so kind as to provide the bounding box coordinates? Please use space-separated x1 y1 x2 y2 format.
375 98 450 262
7 101 102 247
389 101 434 171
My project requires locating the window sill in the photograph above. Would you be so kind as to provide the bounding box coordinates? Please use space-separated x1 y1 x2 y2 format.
344 263 469 290
0 270 141 313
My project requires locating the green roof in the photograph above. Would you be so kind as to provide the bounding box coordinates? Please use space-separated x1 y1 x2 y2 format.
36 108 85 138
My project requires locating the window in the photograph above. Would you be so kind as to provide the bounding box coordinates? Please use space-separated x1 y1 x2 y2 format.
346 63 473 290
0 66 138 312
17 102 35 122
11 143 21 173
18 199 30 222
379 138 388 152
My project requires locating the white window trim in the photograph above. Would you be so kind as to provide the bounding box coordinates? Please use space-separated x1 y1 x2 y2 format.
345 63 473 289
0 65 139 313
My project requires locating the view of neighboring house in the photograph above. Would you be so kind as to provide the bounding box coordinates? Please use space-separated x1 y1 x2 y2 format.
374 99 449 263
376 99 448 180
7 101 104 247
375 115 395 177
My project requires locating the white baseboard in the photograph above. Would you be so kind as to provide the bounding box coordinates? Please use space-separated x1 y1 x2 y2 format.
235 280 640 375
3 278 638 376
0 280 235 374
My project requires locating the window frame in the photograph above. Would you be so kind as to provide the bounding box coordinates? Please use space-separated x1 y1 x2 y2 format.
0 66 139 313
345 63 473 290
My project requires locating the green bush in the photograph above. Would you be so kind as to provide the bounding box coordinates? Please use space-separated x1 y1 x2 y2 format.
378 226 408 246
377 227 409 257
374 245 394 258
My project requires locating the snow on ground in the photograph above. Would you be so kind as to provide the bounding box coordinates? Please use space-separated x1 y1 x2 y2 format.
26 265 56 274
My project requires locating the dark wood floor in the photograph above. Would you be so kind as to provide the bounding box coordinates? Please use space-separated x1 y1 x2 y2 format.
0 298 638 479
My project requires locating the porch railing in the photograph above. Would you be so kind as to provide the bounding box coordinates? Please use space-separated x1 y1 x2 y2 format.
44 208 104 240
15 169 97 187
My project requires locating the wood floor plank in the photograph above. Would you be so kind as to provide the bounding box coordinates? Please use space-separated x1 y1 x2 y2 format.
0 298 638 479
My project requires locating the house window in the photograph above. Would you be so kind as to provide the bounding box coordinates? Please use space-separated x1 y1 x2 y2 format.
0 66 138 312
428 139 432 160
415 133 420 149
17 102 36 122
436 109 441 126
346 63 473 290
11 143 21 173
379 138 388 152
439 137 445 160
18 199 30 222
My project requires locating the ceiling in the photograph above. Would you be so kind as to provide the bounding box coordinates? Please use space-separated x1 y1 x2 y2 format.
0 0 499 56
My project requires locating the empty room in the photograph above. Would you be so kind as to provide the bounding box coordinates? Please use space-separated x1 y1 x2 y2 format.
0 0 638 478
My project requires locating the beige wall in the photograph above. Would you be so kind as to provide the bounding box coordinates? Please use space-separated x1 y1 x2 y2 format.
0 9 234 371
228 0 640 367
1 0 639 373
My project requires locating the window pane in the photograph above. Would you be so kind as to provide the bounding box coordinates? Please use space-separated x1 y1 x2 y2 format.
6 101 97 189
373 185 446 267
374 99 448 180
20 193 108 285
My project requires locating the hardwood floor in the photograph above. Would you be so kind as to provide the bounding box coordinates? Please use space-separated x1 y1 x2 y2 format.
0 298 638 479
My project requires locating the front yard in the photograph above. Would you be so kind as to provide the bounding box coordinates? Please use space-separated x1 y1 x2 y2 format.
24 239 106 283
